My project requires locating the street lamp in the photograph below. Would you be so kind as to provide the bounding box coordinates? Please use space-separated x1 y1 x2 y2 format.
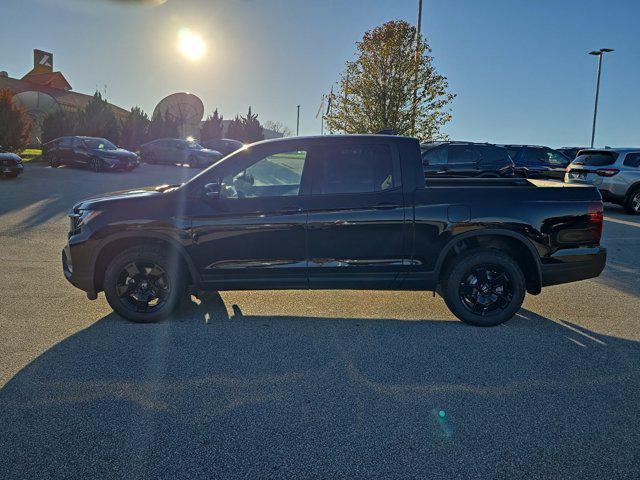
588 48 614 148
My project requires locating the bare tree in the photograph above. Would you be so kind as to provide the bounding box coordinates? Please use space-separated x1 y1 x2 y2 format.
264 120 293 137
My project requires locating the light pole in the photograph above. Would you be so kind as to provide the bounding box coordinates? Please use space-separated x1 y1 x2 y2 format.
296 105 300 136
588 48 614 148
411 0 423 136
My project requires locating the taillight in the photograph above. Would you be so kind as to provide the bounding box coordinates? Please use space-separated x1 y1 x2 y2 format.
595 168 619 177
588 202 603 242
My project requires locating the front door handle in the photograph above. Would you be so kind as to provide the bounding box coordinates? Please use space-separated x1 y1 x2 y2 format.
279 206 303 214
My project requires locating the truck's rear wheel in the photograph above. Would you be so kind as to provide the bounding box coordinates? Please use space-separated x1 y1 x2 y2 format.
441 248 525 327
103 245 186 323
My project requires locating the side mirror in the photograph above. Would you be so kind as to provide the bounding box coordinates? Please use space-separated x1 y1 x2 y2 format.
203 182 220 199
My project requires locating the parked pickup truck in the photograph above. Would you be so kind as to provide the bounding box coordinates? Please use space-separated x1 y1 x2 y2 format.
62 135 607 326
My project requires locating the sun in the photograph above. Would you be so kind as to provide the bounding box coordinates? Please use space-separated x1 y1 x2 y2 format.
177 28 206 61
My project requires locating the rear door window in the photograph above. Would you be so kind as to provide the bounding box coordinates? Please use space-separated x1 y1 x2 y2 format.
447 145 479 164
544 149 570 166
314 144 398 194
422 147 448 165
623 153 640 168
475 145 511 163
523 148 547 166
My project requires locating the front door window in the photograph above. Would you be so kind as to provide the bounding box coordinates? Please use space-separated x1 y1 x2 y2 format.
220 150 308 199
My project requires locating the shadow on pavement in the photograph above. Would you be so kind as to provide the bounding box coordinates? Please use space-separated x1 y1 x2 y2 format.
0 164 198 233
1 293 639 479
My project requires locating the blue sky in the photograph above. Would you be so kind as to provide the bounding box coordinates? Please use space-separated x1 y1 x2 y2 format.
1 0 638 147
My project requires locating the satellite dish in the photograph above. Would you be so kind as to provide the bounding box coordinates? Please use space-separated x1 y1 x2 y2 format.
152 92 204 139
12 91 60 122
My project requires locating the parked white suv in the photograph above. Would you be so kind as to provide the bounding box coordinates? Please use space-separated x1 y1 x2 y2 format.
565 148 640 215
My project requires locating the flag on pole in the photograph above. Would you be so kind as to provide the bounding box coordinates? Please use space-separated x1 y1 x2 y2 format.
326 86 334 115
315 95 325 119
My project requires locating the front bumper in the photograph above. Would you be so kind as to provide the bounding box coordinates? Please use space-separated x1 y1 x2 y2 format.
541 247 607 287
62 244 97 299
1 163 23 175
104 159 139 171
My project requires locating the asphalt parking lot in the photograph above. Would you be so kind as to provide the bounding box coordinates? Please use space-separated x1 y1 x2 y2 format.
1 163 639 479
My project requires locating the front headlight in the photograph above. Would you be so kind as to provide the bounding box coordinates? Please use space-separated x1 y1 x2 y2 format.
69 210 101 233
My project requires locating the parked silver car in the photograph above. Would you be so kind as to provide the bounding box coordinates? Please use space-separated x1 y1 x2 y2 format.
140 138 223 168
565 148 640 214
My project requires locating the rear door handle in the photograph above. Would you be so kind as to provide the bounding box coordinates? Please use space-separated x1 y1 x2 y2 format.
373 203 399 210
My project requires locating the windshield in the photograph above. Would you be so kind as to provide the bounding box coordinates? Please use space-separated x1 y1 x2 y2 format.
84 138 117 150
187 140 204 150
573 152 618 167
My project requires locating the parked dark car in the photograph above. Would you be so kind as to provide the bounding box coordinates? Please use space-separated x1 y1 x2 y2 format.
140 138 223 168
63 135 606 327
45 136 139 172
421 141 514 178
201 138 244 156
0 147 24 178
502 145 571 180
558 147 586 160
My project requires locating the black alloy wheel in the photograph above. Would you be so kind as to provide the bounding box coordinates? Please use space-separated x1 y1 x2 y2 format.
441 248 525 327
103 245 186 323
458 265 513 317
115 261 170 314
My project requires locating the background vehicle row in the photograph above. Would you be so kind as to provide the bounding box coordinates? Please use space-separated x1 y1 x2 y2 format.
44 136 139 172
565 148 640 214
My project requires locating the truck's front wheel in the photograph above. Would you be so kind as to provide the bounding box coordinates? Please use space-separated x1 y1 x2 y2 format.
103 245 186 322
441 248 525 327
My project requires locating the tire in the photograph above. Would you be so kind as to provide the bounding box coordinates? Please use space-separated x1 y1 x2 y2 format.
624 187 640 215
90 157 102 173
440 248 526 327
103 245 186 323
49 154 59 168
187 155 200 168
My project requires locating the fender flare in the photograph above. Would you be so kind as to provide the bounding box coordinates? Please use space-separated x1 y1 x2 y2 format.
433 228 543 291
90 231 200 291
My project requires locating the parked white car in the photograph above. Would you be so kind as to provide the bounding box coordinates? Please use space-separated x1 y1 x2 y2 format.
565 148 640 214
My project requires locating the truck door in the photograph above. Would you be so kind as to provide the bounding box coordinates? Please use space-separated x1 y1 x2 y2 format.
185 142 313 289
305 140 408 289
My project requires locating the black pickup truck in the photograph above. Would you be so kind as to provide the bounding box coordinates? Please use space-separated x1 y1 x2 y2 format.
62 135 606 326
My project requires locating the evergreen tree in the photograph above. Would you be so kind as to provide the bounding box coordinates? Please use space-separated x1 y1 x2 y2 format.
0 88 33 151
148 112 179 140
200 109 224 141
226 115 245 141
77 91 120 142
41 110 79 144
241 106 264 143
120 106 150 150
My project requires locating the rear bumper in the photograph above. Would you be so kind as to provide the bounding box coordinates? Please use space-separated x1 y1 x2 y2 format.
541 247 606 287
2 163 23 175
599 189 625 204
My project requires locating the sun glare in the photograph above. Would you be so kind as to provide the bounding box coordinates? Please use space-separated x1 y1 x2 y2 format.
177 28 205 61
